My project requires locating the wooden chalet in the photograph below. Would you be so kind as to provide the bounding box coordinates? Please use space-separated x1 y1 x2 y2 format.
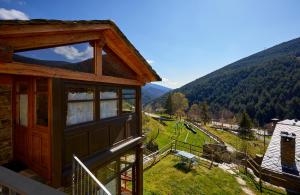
0 19 160 195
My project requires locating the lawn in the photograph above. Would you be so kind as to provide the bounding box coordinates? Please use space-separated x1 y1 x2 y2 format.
144 155 244 195
205 126 268 157
143 115 215 149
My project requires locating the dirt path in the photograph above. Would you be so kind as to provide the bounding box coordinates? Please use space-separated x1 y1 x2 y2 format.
218 163 256 195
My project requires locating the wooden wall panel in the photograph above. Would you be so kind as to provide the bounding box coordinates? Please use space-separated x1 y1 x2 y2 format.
64 132 89 164
89 126 110 154
110 122 126 145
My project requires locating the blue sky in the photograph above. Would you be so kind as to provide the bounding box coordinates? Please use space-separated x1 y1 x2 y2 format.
1 0 300 88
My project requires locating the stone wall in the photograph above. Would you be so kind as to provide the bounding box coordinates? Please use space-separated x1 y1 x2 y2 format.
0 84 12 165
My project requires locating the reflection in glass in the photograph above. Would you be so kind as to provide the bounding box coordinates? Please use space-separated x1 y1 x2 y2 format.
122 88 136 113
122 99 135 113
13 42 94 73
36 93 48 126
102 46 137 79
35 78 48 126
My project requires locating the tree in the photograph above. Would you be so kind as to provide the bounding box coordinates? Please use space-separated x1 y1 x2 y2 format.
172 92 189 119
239 111 253 139
188 103 200 121
165 93 173 117
199 102 211 125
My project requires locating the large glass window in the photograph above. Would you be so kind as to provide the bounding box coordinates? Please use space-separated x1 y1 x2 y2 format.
66 87 95 126
100 88 118 119
13 42 94 73
102 46 137 79
122 89 136 113
96 160 118 195
35 78 48 126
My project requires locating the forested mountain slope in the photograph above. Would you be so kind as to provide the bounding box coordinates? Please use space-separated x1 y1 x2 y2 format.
150 37 300 125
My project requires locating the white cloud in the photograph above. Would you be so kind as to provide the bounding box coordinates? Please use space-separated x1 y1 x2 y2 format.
0 8 29 20
146 59 154 64
53 45 93 61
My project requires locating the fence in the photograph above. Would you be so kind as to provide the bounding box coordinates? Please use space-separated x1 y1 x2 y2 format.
185 120 225 145
173 139 203 157
72 155 111 195
143 141 174 170
245 156 300 193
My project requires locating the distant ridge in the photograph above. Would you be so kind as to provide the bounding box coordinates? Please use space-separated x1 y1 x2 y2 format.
149 37 300 125
142 83 171 105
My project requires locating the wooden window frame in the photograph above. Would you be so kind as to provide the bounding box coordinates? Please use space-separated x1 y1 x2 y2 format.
33 78 50 129
65 85 96 127
13 41 97 74
121 88 137 114
99 87 119 119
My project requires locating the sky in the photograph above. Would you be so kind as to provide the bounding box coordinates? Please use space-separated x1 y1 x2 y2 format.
1 0 300 89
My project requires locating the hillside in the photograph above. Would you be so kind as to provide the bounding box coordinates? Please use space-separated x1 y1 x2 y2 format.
149 37 300 125
142 83 171 105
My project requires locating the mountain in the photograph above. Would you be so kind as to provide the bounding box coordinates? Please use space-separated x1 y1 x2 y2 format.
149 37 300 125
142 84 171 105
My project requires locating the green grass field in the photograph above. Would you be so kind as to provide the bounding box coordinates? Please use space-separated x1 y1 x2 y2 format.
144 155 244 195
143 115 215 149
205 126 268 156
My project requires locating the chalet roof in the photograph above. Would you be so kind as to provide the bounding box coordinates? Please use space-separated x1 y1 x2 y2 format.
261 119 300 176
0 19 161 82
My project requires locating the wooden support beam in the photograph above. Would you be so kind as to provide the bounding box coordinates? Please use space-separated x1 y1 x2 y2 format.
0 31 104 51
0 44 13 63
0 23 110 37
94 39 106 76
0 62 143 86
136 144 143 195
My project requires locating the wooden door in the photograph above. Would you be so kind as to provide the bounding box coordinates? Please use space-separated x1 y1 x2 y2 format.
14 77 51 181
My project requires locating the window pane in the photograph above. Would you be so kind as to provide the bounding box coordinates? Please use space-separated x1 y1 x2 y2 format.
100 100 118 119
66 101 94 126
122 99 135 113
19 94 28 127
36 93 48 126
100 89 117 99
13 42 94 73
122 89 135 95
123 94 135 99
102 46 137 79
96 160 117 184
68 90 94 101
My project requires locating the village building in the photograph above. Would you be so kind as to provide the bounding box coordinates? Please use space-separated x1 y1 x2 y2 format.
261 119 300 191
0 19 160 194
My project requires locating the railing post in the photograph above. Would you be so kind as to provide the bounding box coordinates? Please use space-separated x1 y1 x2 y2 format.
72 155 75 195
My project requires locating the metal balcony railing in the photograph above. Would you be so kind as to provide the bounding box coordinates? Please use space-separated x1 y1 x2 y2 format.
0 166 65 195
72 155 112 195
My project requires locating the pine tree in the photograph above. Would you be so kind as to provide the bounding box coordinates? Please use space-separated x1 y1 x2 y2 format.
239 111 253 139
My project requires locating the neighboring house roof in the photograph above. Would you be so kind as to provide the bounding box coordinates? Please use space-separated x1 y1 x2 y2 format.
0 19 161 82
261 119 300 175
